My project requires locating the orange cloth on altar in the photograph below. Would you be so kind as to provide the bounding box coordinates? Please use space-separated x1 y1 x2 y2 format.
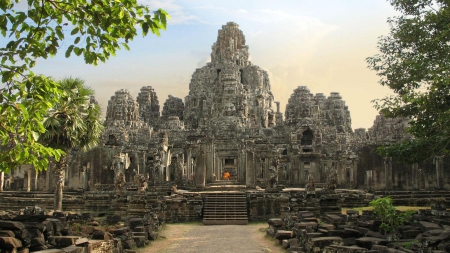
223 172 230 180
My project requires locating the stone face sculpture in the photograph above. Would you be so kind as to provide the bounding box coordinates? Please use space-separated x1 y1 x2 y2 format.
327 169 337 192
135 173 149 194
306 174 316 195
115 172 126 197
268 158 279 188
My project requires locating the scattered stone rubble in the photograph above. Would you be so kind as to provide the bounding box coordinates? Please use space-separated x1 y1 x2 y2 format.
267 204 450 253
0 208 162 253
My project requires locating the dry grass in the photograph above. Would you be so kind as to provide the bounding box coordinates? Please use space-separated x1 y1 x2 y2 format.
342 206 430 215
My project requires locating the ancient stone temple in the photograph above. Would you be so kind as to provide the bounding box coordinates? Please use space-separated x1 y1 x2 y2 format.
5 22 450 193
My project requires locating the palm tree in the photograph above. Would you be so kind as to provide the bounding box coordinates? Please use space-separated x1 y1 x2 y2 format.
39 77 103 211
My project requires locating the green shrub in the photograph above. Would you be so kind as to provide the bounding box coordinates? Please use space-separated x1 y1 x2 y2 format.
369 197 414 234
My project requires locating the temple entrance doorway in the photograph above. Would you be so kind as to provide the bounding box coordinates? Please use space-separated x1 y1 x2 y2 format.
221 158 237 181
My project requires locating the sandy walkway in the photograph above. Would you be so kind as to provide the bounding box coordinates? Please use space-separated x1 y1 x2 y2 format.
138 223 286 253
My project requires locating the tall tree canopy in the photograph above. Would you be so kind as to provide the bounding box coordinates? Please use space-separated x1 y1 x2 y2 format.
39 77 103 211
0 0 170 172
367 0 450 163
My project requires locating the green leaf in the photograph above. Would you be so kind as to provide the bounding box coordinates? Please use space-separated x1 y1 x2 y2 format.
71 27 80 35
66 45 74 58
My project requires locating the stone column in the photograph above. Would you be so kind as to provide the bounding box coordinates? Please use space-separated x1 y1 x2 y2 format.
195 145 206 188
206 142 214 184
384 157 393 190
0 172 4 192
246 151 255 188
434 156 444 189
34 170 38 191
26 168 31 192
163 150 170 182
187 149 192 180
412 163 419 190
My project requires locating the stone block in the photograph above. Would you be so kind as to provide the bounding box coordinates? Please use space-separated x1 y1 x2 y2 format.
23 222 45 232
133 236 147 247
0 236 23 249
0 230 16 237
122 239 136 249
0 221 26 231
401 229 422 239
31 236 46 247
323 245 368 253
419 221 441 231
61 245 84 253
319 223 336 230
355 237 388 250
275 230 294 240
306 237 343 252
371 245 388 252
129 218 145 229
282 239 289 249
342 237 356 246
48 236 80 248
268 218 284 227
132 226 145 232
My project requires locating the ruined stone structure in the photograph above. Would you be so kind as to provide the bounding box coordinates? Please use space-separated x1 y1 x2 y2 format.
5 22 450 193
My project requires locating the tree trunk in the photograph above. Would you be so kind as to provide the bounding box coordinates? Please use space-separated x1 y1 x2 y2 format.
54 155 67 211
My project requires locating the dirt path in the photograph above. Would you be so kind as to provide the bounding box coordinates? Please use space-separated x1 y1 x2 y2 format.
138 223 286 253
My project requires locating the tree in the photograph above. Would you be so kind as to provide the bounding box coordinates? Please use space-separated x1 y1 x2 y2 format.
367 0 450 163
39 77 103 211
0 0 170 173
369 197 413 236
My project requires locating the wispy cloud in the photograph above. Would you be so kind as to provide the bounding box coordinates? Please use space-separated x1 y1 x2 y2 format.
139 0 200 24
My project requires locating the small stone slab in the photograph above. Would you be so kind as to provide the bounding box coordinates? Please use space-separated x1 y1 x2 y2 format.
48 236 80 248
419 221 441 231
274 230 294 240
323 245 368 253
31 249 64 253
23 222 46 231
306 237 343 251
31 236 46 247
129 218 145 228
0 236 23 249
268 218 284 227
0 230 15 237
401 229 422 239
355 237 388 249
112 226 130 236
0 221 26 231
295 221 318 230
74 237 89 246
62 245 85 253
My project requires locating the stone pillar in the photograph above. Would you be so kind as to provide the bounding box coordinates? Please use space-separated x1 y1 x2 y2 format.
187 149 192 180
206 142 214 184
26 168 31 192
412 163 419 190
384 157 393 190
34 170 38 191
0 172 4 192
163 150 170 182
195 145 206 188
246 151 255 188
434 156 444 189
46 166 50 192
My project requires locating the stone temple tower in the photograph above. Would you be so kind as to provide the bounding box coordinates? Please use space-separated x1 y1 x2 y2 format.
184 22 275 131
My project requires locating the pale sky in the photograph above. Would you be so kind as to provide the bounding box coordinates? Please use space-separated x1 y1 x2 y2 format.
27 0 398 129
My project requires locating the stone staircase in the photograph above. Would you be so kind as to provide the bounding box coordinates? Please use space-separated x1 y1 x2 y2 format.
203 192 248 225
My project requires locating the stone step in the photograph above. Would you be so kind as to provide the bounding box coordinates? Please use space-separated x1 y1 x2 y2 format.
202 192 248 225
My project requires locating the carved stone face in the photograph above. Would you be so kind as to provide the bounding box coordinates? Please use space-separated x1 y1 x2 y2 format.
223 102 236 116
